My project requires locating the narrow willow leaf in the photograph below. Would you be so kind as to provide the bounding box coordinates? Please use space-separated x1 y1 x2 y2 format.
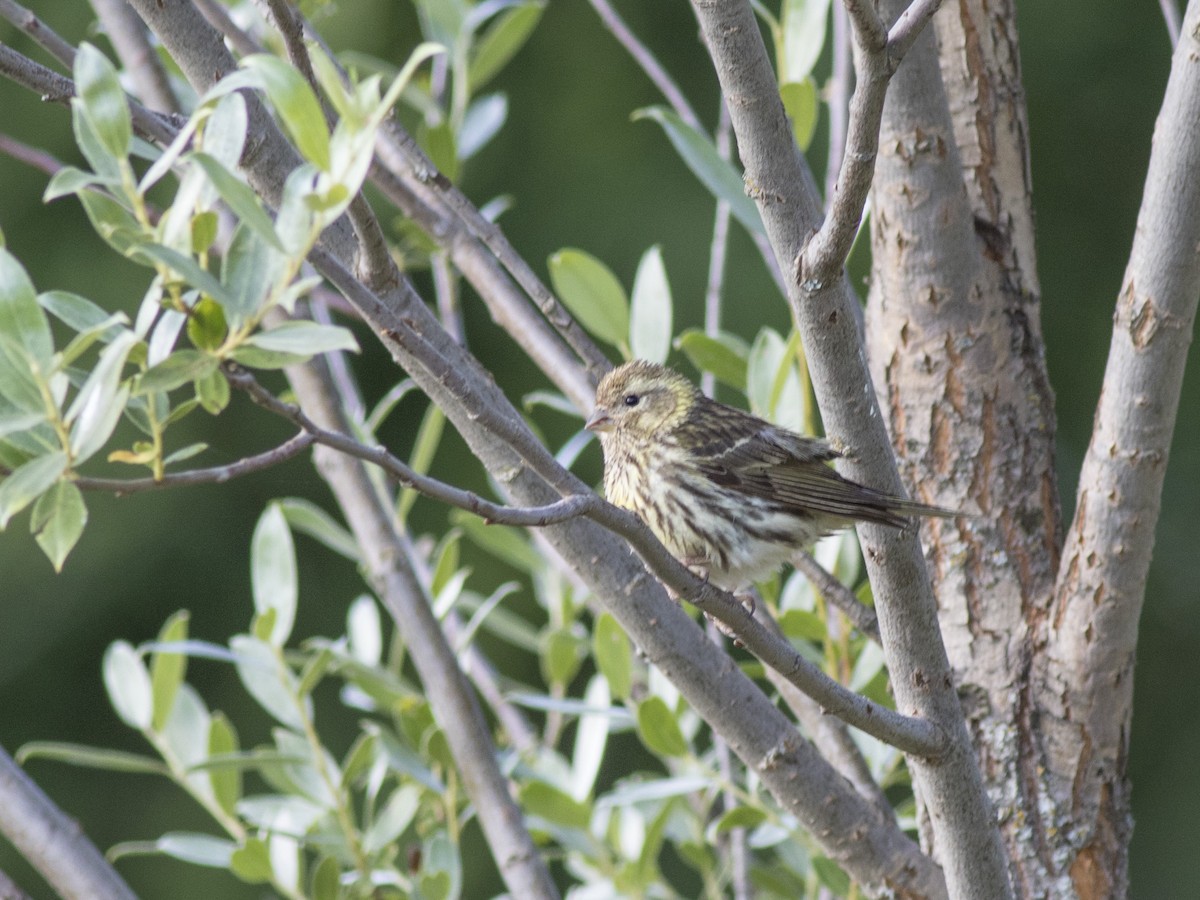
519 781 591 831
674 329 749 390
155 833 236 868
630 245 673 365
209 714 241 817
242 56 331 170
104 640 153 730
0 451 67 530
468 2 545 90
251 503 297 646
231 635 308 731
74 44 131 159
635 696 689 757
150 611 190 732
779 0 831 83
31 480 87 571
278 497 360 562
548 248 630 351
632 106 764 236
243 321 359 356
0 248 53 367
137 350 217 396
191 153 284 251
780 79 819 151
68 330 138 465
593 613 632 699
15 741 168 775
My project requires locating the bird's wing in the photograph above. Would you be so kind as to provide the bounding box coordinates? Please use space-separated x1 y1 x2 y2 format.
689 411 914 525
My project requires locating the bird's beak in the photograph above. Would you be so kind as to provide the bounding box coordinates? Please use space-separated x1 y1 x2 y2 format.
585 407 612 432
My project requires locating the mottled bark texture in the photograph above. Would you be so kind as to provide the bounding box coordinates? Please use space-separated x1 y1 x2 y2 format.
871 0 1200 896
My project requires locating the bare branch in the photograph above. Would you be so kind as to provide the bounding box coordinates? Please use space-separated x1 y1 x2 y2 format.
1045 1 1200 889
800 0 945 288
0 131 62 175
225 364 597 528
687 0 1009 895
88 0 178 111
0 867 33 900
72 433 316 495
586 0 703 131
1159 0 1183 45
702 100 732 398
0 744 137 900
0 0 76 69
825 1 852 202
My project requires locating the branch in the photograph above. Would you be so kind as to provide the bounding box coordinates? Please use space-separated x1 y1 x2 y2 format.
224 364 598 528
1046 0 1200 885
0 0 76 69
687 0 1009 896
0 744 137 900
798 0 944 287
87 0 179 112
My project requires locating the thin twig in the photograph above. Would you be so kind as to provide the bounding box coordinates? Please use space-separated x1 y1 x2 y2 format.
0 744 136 900
192 0 262 57
88 0 178 112
702 100 733 399
792 552 881 643
0 0 76 69
1158 0 1183 46
586 0 704 131
0 132 62 174
799 0 944 288
825 1 852 202
73 432 316 495
225 364 598 528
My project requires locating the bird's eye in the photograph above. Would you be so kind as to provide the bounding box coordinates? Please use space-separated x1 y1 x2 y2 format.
623 394 640 407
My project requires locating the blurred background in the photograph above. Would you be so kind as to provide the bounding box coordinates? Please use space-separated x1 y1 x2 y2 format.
0 1 1195 897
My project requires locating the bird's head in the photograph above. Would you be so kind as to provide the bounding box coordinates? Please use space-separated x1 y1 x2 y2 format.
586 360 697 442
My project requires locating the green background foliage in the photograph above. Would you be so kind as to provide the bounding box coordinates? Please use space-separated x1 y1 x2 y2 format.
0 1 1195 897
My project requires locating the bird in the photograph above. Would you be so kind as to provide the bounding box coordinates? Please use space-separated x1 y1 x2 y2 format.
585 359 955 592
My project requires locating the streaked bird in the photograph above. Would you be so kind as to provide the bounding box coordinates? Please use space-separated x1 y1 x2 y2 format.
586 360 954 592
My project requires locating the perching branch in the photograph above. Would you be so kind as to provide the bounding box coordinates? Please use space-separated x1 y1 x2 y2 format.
687 0 1010 896
0 744 137 900
798 0 945 287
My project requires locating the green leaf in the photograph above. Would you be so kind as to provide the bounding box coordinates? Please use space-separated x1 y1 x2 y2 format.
632 106 764 236
208 713 241 817
190 153 285 251
278 497 360 562
0 249 53 367
593 613 632 699
44 166 117 202
242 56 331 170
548 248 630 351
812 855 852 895
629 245 673 364
251 503 297 646
363 784 420 853
156 832 236 868
230 838 273 883
15 741 168 775
747 327 805 430
195 367 230 414
449 510 541 572
713 805 767 833
230 635 308 730
347 595 383 666
221 222 288 328
0 451 67 530
398 402 445 522
186 297 228 352
228 344 309 370
243 321 359 356
67 330 138 465
130 244 234 308
541 626 586 687
191 210 219 255
150 611 190 731
77 190 141 254
781 79 819 151
519 781 591 831
74 44 131 159
674 329 749 390
137 350 217 395
31 481 87 571
635 696 689 757
469 2 545 90
418 120 459 184
104 640 153 730
38 290 116 334
779 0 831 83
311 856 340 900
778 608 827 643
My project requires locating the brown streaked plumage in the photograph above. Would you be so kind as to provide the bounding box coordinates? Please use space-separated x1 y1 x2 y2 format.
586 360 954 591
